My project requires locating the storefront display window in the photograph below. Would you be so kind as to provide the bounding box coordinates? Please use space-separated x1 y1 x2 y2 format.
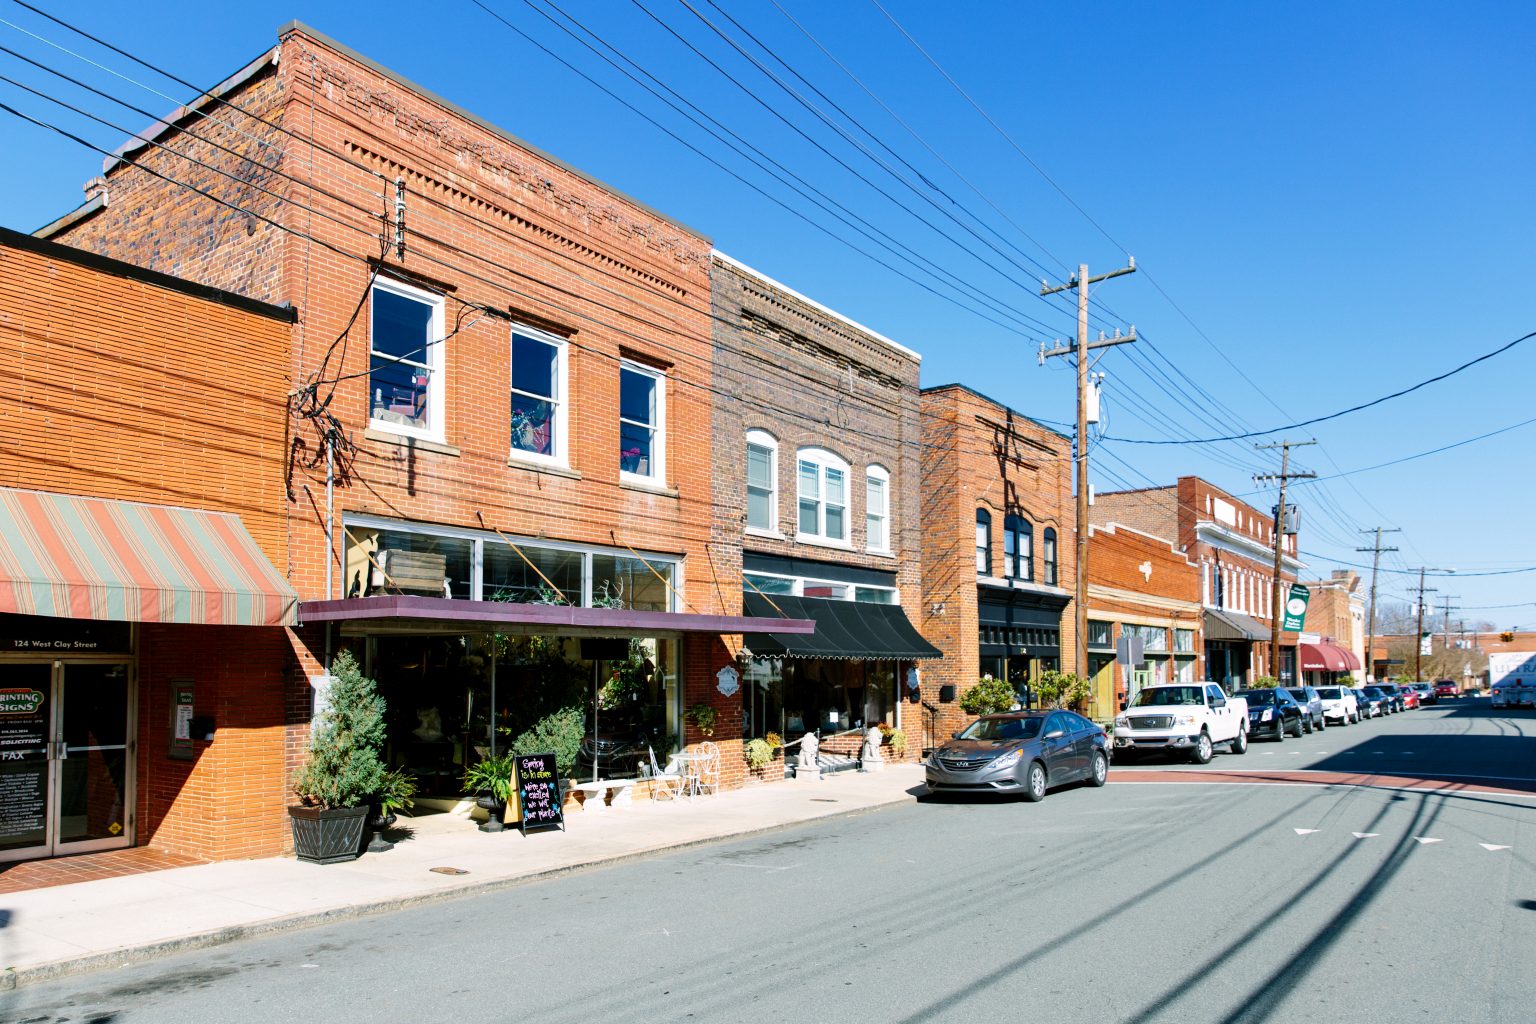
591 555 671 612
741 658 899 741
484 544 582 605
1174 628 1196 653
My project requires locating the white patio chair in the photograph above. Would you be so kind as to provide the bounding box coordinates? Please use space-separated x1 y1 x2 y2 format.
694 740 721 797
646 746 685 801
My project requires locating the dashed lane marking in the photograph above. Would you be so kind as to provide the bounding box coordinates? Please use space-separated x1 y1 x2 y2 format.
1294 828 1320 835
1352 832 1380 839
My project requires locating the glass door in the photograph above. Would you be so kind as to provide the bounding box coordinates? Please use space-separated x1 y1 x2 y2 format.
55 663 132 853
0 661 133 862
0 663 54 861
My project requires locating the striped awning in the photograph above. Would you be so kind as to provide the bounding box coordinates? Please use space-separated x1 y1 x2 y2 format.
0 487 297 627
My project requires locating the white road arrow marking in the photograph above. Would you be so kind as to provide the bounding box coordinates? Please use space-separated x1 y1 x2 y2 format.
1352 832 1380 839
1479 844 1512 852
1413 837 1443 845
1294 828 1320 835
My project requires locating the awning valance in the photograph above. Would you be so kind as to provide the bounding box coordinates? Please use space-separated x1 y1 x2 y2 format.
1299 641 1360 672
299 594 815 639
0 487 297 627
742 593 943 661
1203 608 1267 642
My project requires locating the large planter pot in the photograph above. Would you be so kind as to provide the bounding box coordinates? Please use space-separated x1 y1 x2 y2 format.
475 793 506 833
288 804 370 864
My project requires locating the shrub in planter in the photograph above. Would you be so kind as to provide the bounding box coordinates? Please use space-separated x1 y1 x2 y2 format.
290 650 387 864
506 705 585 778
960 676 1017 716
463 751 519 832
744 738 773 771
884 728 907 757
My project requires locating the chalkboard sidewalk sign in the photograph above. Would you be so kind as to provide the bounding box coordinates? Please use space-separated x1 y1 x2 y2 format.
514 752 565 836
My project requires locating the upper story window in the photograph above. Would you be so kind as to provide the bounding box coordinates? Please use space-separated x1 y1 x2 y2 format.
797 447 849 544
746 430 778 533
620 362 665 483
976 509 992 575
865 464 890 554
509 327 567 463
1042 527 1058 585
1003 514 1033 581
369 278 445 441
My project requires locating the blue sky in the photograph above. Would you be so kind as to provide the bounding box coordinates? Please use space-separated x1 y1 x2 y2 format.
1 1 1531 627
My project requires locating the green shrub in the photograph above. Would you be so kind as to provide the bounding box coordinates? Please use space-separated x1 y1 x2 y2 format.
960 676 1017 716
506 705 585 777
1251 676 1280 689
885 728 907 757
744 737 773 770
462 751 518 802
685 703 717 737
1035 669 1091 710
292 649 387 810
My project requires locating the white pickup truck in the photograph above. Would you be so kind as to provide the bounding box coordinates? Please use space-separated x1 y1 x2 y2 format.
1113 683 1249 764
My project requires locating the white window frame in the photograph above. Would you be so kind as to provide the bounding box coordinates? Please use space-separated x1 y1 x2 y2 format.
368 276 446 443
865 464 891 554
745 429 779 536
796 447 851 547
742 569 898 604
619 361 666 486
508 324 569 467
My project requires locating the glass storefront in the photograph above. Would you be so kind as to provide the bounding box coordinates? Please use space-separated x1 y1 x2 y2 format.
359 632 681 794
741 658 898 741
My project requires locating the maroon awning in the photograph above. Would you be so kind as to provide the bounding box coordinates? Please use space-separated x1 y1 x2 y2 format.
298 594 815 638
1299 641 1356 672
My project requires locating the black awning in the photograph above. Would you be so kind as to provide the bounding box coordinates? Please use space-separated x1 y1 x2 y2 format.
743 593 943 661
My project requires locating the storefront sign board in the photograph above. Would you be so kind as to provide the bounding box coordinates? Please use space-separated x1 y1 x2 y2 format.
0 685 49 846
514 752 565 836
1281 584 1311 632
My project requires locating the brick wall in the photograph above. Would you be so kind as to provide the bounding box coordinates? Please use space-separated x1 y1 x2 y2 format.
919 385 1075 741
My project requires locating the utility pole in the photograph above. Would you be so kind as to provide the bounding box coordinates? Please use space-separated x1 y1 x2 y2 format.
1440 595 1460 657
1040 260 1137 682
1254 440 1316 683
1356 527 1400 682
1409 567 1450 680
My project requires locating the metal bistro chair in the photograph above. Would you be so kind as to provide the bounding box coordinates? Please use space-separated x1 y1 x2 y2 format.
693 740 721 797
645 746 686 802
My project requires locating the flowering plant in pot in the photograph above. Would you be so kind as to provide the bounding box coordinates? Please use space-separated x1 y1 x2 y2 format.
289 650 387 864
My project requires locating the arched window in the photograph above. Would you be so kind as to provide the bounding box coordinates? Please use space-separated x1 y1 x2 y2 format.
745 429 778 533
1004 515 1033 581
797 447 850 543
1042 528 1058 585
975 509 992 575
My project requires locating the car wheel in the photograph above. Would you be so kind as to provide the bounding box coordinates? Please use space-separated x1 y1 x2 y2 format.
1301 716 1312 735
1229 727 1248 755
1273 719 1285 742
1317 715 1326 731
1290 716 1305 738
1191 731 1214 764
1022 760 1048 802
1088 751 1108 787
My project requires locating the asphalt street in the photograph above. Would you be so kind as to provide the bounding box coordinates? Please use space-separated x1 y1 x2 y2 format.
2 700 1532 1024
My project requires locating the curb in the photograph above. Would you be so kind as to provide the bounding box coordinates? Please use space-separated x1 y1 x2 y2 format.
0 790 918 992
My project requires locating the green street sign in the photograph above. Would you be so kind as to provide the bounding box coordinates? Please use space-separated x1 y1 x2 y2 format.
1281 584 1311 631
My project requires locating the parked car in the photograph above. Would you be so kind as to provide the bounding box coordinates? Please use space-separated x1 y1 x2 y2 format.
1316 685 1359 725
1395 685 1420 710
1386 685 1409 713
927 710 1109 800
1235 687 1305 740
1434 679 1459 699
1112 683 1250 763
1285 686 1326 732
1412 682 1437 706
1357 686 1392 717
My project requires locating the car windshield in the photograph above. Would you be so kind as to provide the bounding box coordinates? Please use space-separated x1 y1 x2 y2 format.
1131 686 1203 707
1362 687 1385 697
1237 690 1278 705
1285 688 1309 701
959 717 1043 742
1318 688 1343 699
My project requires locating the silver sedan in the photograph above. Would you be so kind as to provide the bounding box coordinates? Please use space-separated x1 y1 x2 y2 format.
926 710 1109 802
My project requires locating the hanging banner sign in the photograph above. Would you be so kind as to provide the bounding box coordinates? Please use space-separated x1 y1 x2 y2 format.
1281 584 1311 631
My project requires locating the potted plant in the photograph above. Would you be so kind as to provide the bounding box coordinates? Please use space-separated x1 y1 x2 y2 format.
684 703 717 737
362 768 417 854
463 751 518 833
959 676 1017 717
744 737 773 773
883 727 907 758
289 650 388 864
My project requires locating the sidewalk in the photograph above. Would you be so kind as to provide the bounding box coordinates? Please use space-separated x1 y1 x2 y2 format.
0 765 925 990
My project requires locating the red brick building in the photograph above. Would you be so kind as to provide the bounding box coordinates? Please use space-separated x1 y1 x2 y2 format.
1294 570 1365 685
919 385 1075 742
711 253 939 772
1084 521 1203 716
0 226 299 864
33 21 801 854
1092 477 1302 688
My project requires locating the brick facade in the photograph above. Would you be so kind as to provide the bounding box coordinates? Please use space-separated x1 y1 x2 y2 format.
39 22 751 843
1092 476 1302 687
1 227 297 861
919 385 1075 744
710 253 929 772
1085 521 1203 715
